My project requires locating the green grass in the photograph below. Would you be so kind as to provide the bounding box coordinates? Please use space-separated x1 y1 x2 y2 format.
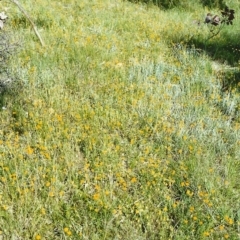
0 0 240 239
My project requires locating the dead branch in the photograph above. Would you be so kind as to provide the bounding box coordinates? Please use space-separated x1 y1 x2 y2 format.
11 0 45 46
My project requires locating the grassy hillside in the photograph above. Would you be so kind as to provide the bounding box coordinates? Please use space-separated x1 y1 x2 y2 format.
0 0 240 239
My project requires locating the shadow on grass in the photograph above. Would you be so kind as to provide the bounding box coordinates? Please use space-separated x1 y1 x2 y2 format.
190 31 240 92
221 70 240 93
0 78 22 111
0 81 8 109
189 32 240 121
126 0 231 10
0 92 5 109
217 69 240 122
190 32 240 66
200 0 226 9
0 30 21 111
0 88 12 110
